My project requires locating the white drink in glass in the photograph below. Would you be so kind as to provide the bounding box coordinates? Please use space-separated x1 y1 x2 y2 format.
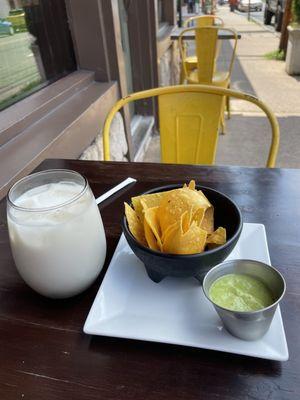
7 169 106 298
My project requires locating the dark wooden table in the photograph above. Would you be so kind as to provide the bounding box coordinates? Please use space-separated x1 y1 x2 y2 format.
1 159 299 400
171 27 242 40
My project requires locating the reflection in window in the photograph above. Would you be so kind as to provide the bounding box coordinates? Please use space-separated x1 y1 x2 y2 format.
0 0 76 111
156 0 169 37
157 0 163 23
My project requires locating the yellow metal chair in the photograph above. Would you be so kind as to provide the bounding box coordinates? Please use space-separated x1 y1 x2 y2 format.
182 15 224 78
183 15 224 27
103 85 279 167
179 27 237 85
179 26 238 133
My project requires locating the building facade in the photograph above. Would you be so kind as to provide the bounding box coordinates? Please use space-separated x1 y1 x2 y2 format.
0 0 179 198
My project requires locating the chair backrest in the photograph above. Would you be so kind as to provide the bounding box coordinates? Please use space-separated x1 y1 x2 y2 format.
183 15 224 28
103 85 280 167
196 27 219 84
179 27 238 84
181 16 224 62
158 90 223 164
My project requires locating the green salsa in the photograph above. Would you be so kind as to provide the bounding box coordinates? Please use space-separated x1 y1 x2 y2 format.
209 273 274 312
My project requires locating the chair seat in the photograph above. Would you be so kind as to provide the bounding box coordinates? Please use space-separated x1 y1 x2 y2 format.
185 55 198 64
187 70 230 87
184 56 197 73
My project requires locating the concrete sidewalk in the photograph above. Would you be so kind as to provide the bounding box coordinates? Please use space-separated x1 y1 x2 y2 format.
220 7 300 114
143 7 300 168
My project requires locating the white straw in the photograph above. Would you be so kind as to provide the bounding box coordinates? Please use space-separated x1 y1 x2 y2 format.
96 177 137 205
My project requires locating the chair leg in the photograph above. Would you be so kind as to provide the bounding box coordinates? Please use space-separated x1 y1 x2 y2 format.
220 110 226 135
226 95 231 119
226 83 231 120
180 67 185 84
219 96 227 135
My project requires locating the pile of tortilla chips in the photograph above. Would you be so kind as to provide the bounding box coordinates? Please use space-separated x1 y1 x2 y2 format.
124 180 226 255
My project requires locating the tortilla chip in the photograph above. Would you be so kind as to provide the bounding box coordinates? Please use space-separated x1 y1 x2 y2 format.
144 219 161 251
188 180 196 191
206 227 226 249
132 190 174 221
158 188 211 233
192 207 205 227
125 181 227 255
162 212 189 248
181 208 194 234
198 190 212 208
143 206 162 249
124 202 147 246
201 206 214 233
161 221 177 243
162 219 207 255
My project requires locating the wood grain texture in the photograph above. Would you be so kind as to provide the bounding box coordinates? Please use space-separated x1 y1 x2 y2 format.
0 160 299 400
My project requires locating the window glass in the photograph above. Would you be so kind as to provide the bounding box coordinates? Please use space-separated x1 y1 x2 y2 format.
156 0 170 37
157 0 163 23
0 0 76 111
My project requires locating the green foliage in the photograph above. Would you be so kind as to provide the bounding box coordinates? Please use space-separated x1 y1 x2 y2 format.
264 49 285 61
293 0 300 24
9 9 24 16
6 14 27 33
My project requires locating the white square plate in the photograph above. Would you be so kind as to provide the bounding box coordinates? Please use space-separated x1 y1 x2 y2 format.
84 223 289 361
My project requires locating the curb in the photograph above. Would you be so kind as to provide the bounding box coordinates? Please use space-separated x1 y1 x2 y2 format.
249 15 280 37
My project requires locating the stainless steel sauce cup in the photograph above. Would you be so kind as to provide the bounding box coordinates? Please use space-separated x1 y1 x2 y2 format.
203 259 286 341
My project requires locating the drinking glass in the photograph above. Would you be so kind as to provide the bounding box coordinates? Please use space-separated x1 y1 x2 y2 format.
7 169 107 298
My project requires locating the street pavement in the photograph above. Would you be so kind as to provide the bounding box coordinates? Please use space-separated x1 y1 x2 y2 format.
144 6 300 168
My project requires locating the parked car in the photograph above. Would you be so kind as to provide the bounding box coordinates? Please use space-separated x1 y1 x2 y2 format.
0 19 14 36
237 0 263 12
264 0 285 31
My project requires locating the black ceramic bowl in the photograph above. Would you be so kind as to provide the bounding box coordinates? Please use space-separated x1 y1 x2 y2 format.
122 184 243 283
